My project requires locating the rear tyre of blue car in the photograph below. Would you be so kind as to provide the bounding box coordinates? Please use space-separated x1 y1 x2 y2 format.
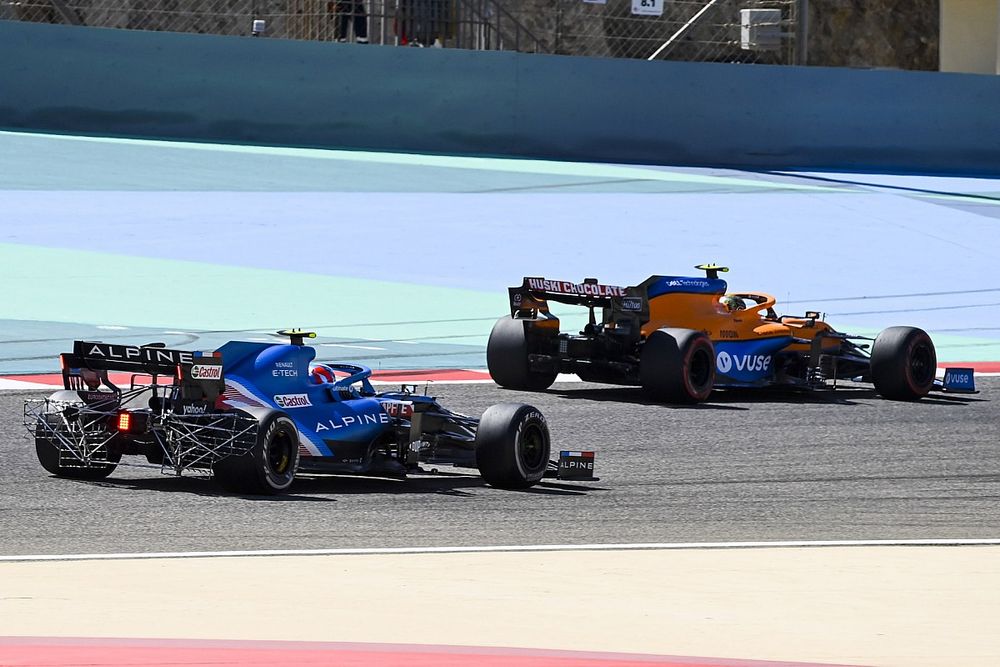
35 413 121 480
213 412 300 495
640 328 715 403
487 317 558 391
871 326 936 400
475 403 550 489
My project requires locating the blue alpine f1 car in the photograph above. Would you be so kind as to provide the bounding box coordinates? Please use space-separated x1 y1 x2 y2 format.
25 331 595 494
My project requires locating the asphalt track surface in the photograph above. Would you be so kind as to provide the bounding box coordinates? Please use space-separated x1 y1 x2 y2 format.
2 379 998 557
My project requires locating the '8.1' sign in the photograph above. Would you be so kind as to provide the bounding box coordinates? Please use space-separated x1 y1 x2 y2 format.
632 0 663 17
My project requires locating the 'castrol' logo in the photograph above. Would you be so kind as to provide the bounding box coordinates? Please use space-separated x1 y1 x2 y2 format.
274 394 312 409
190 364 223 380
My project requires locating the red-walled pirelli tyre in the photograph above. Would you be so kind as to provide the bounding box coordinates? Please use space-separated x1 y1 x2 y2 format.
475 403 550 489
639 328 716 403
870 326 937 401
487 316 557 391
212 411 300 495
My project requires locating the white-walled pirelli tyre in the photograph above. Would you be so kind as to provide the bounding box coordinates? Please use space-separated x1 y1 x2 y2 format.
212 411 300 495
475 403 551 489
870 326 937 401
639 328 716 403
487 317 557 391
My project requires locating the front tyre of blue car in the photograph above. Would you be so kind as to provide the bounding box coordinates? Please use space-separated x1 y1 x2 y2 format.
475 403 550 489
213 412 300 495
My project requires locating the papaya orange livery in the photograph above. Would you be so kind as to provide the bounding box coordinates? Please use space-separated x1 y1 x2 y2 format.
488 265 976 403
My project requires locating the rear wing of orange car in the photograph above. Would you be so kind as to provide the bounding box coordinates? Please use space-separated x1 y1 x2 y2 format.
508 277 651 336
509 277 647 310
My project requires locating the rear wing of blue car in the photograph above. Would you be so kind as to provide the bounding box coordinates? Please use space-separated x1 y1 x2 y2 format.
61 341 224 400
65 341 196 375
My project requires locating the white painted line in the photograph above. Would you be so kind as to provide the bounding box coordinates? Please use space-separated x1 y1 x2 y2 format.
96 325 129 330
391 340 420 345
163 331 191 335
321 343 386 351
3 539 999 563
0 379 57 390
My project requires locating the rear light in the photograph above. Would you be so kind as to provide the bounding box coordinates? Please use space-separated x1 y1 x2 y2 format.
115 411 149 434
117 411 132 432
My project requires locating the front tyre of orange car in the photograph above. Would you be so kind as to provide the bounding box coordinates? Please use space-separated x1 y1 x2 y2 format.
871 326 936 400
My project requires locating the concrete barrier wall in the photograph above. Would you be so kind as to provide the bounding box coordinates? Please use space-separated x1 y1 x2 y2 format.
2 20 1000 173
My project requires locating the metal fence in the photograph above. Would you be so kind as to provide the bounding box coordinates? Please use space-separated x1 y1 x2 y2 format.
503 0 800 61
0 0 801 62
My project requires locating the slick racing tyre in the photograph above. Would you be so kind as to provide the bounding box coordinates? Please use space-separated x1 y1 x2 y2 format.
487 317 557 391
475 403 550 489
213 411 300 495
639 328 715 403
871 326 937 400
35 412 121 480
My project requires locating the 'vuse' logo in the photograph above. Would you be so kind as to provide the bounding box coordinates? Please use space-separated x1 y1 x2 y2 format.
716 351 733 373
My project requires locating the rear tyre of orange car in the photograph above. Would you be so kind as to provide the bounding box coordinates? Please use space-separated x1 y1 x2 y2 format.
487 316 557 391
640 328 716 403
871 326 936 400
475 403 550 489
213 411 300 495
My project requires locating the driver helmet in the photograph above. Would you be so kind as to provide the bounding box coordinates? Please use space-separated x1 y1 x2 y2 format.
719 295 746 312
311 364 336 384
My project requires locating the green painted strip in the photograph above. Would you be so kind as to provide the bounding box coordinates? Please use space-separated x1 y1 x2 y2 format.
4 242 990 363
0 243 507 344
0 130 842 193
905 192 1000 206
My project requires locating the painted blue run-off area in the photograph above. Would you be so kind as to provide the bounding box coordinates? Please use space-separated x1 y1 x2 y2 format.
1 131 998 373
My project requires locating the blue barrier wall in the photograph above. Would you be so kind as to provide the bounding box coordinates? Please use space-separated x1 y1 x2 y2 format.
2 20 1000 173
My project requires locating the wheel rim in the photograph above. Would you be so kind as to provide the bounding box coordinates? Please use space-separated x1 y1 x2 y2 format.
519 423 546 471
267 430 295 475
908 341 934 387
688 345 713 392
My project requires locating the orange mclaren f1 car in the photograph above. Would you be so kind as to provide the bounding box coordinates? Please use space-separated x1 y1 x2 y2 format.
487 265 976 403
